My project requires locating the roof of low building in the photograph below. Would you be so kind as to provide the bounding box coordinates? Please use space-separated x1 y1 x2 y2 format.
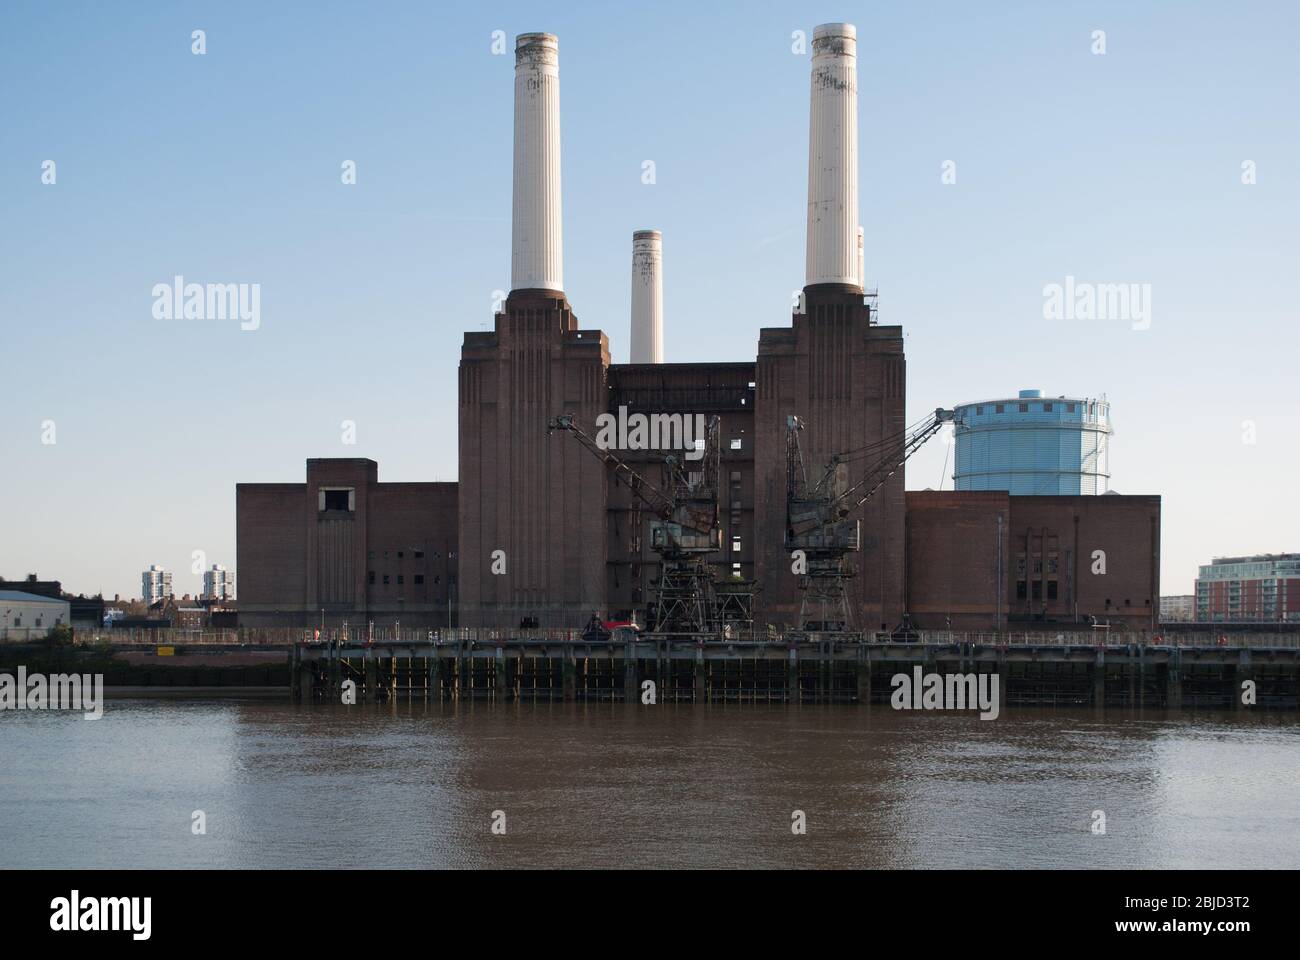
0 590 71 604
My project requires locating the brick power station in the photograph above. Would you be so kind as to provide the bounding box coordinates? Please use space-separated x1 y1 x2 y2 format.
237 26 1160 635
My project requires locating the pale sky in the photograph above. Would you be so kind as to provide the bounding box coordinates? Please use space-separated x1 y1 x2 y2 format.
3 0 1297 599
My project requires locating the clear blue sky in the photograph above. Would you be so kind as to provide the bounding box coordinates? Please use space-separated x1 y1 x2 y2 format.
2 0 1296 599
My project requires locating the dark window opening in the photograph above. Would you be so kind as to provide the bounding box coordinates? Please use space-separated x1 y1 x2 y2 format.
414 575 424 585
368 571 375 585
414 551 424 559
1047 581 1058 600
323 490 350 511
1031 581 1042 600
397 575 404 585
382 574 390 586
1016 581 1027 600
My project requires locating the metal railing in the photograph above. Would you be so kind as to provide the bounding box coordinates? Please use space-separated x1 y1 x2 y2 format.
29 625 1299 649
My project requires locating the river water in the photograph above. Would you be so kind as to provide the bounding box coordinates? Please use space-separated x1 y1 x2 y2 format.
2 699 1297 869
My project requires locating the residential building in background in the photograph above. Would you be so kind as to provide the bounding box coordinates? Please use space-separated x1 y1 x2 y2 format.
1160 595 1195 621
203 564 234 601
1195 553 1300 622
953 390 1112 495
142 564 172 606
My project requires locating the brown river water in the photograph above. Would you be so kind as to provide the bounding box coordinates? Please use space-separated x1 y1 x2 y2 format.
1 699 1297 869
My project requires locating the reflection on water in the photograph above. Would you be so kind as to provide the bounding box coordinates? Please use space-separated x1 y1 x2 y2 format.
2 700 1298 869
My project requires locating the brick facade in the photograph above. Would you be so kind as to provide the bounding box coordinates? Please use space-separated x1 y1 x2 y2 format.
236 459 457 628
905 491 1161 631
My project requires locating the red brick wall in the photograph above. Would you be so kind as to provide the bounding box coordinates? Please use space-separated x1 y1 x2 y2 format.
905 491 1161 631
754 287 906 631
458 291 610 628
235 462 458 628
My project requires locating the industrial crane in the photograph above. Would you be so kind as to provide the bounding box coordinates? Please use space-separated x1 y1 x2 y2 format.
547 414 723 635
786 407 956 633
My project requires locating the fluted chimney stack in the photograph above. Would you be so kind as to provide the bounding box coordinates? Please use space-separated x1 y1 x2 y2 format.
511 33 563 293
630 230 663 363
856 225 865 288
805 23 861 291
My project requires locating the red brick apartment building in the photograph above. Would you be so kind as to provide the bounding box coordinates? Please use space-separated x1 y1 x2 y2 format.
1196 554 1300 623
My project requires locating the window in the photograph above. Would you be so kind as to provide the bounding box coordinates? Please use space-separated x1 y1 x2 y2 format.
1047 582 1058 600
1032 581 1042 600
397 551 404 559
414 575 424 585
1016 581 1027 600
323 489 350 511
383 574 390 585
730 439 742 450
976 405 983 415
1019 403 1028 413
1044 402 1053 412
995 404 1004 413
1067 403 1076 413
368 571 375 585
732 537 742 553
397 575 404 585
414 551 424 559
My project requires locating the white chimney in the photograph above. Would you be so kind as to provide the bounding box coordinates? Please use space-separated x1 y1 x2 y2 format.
630 230 663 363
511 33 563 293
856 225 865 288
805 23 861 290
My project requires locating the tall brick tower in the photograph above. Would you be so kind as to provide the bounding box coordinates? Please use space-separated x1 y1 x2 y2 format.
754 23 907 631
458 33 609 628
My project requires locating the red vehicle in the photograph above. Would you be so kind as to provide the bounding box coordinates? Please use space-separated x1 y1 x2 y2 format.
581 614 640 642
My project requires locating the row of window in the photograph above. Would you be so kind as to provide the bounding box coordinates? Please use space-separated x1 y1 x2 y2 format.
368 550 453 561
368 572 456 587
974 401 1103 416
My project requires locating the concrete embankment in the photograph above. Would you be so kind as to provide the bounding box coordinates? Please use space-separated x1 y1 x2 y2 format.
0 642 289 693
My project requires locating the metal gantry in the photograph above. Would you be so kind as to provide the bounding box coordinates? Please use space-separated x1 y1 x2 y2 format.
548 413 726 636
785 408 956 632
